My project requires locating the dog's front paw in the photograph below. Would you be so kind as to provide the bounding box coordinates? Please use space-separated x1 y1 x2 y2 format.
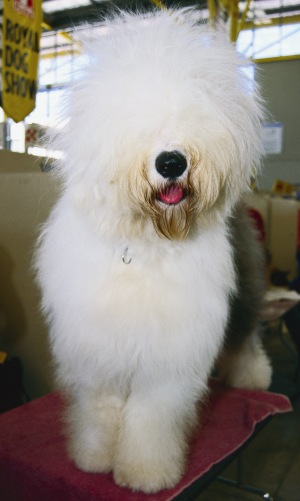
67 393 123 474
68 418 116 474
71 446 113 474
113 456 184 493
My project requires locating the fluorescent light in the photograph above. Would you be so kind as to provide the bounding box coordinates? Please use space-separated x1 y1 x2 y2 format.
43 0 91 14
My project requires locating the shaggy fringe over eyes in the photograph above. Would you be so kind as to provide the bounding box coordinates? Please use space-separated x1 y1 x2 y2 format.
127 151 227 241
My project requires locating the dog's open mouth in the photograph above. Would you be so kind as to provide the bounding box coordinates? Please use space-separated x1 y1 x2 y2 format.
157 184 186 205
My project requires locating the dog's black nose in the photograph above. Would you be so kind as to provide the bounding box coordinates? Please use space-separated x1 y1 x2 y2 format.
155 151 187 179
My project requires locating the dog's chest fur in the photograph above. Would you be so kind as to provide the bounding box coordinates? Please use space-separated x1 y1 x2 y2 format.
42 204 236 388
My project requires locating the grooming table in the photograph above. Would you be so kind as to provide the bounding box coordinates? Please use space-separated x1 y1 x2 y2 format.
0 380 291 501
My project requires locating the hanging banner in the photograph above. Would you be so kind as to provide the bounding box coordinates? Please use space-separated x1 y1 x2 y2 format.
1 0 42 122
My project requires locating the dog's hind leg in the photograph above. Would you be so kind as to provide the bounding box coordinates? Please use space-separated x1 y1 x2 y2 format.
66 390 123 473
218 205 272 390
217 328 272 390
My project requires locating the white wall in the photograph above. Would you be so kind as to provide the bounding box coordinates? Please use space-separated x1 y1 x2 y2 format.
0 150 59 398
257 59 300 190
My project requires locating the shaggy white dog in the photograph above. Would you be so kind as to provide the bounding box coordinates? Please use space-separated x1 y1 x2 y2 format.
36 9 272 493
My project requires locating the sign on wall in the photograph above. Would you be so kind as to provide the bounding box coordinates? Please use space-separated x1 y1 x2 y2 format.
1 0 42 122
262 122 284 155
25 122 45 148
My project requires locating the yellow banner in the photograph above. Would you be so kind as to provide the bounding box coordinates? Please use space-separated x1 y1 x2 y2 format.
2 0 42 122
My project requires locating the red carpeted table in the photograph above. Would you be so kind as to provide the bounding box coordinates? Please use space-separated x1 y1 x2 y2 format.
0 380 292 501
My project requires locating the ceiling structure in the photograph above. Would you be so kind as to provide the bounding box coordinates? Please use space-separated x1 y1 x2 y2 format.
39 0 300 63
42 0 300 31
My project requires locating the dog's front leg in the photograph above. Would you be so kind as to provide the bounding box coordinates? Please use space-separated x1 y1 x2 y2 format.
113 381 200 493
66 390 123 474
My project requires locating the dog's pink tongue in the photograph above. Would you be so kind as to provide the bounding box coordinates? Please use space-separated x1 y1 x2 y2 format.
159 186 184 204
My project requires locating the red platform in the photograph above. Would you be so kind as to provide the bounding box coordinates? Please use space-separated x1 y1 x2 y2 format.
0 380 292 501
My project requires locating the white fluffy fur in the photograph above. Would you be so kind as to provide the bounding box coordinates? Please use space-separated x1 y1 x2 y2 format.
36 9 271 493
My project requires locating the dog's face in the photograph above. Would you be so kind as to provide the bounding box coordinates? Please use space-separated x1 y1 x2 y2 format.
57 10 264 241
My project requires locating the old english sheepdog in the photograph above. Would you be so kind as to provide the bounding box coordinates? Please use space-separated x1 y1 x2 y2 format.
36 9 272 493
